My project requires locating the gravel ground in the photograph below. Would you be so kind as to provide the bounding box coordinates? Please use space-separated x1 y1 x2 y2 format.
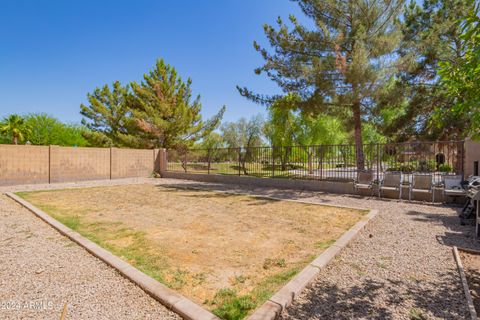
0 178 180 320
1 177 478 319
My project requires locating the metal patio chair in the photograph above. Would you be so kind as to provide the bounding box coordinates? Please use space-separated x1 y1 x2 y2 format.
379 172 403 199
409 173 434 202
443 174 466 199
354 171 375 196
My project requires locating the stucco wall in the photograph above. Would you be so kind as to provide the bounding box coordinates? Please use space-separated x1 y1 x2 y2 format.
49 146 110 183
0 145 49 186
465 139 480 177
111 148 155 179
0 144 160 186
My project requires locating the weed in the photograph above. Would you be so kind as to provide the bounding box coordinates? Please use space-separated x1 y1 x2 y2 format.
233 275 247 284
410 308 427 320
263 258 286 270
314 239 336 249
211 289 256 320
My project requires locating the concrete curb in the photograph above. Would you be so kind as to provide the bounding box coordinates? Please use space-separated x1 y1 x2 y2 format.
5 192 219 320
248 209 379 320
453 246 478 320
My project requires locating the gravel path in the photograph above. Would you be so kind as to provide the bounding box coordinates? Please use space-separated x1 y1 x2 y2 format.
157 178 477 320
1 177 477 319
0 179 180 320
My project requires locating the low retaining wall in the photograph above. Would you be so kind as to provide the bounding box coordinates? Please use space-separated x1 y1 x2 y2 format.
161 171 453 202
161 171 355 194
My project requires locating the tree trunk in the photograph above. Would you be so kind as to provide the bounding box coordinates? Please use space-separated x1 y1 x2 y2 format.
13 135 18 145
307 147 313 174
353 101 365 170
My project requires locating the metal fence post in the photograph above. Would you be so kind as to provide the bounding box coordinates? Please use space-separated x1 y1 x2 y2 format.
207 148 211 175
184 150 188 173
238 148 241 176
272 147 275 178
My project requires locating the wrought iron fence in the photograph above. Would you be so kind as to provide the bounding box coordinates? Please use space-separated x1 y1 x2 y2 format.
166 141 465 184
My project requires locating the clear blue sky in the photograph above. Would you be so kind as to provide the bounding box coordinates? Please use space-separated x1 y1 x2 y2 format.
0 0 306 124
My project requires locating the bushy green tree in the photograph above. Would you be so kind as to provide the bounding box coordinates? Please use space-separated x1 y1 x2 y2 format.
264 94 298 148
438 5 480 139
380 0 475 140
220 115 265 149
196 132 225 150
24 113 89 146
220 115 264 174
238 0 403 169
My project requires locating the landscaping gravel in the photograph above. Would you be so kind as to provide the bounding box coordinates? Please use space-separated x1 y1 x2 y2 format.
0 179 180 320
1 177 477 319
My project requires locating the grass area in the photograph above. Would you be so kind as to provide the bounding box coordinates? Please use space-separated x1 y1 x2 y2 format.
166 162 350 178
17 184 366 319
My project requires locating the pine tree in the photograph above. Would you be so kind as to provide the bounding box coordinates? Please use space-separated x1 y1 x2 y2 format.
80 81 131 146
127 59 225 149
238 0 403 170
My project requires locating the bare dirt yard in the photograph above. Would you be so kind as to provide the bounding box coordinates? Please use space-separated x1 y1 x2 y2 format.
17 184 366 318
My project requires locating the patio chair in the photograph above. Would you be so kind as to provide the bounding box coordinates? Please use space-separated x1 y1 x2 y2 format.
354 171 375 196
443 174 466 198
379 172 403 199
409 174 434 202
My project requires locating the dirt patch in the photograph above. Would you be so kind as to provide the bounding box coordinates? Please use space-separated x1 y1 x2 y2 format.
460 250 480 314
18 184 365 318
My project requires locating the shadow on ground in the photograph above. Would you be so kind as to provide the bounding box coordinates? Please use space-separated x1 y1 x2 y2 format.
282 270 468 319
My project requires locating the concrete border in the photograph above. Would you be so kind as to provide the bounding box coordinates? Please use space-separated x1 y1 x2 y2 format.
248 208 378 320
453 246 478 320
5 192 218 320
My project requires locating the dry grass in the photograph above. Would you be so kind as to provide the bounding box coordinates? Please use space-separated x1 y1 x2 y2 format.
18 184 366 319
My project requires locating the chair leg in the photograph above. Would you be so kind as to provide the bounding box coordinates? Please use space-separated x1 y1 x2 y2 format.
400 186 402 201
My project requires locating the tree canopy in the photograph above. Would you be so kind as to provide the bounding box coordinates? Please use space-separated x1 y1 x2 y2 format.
81 59 225 149
438 4 480 139
238 0 403 169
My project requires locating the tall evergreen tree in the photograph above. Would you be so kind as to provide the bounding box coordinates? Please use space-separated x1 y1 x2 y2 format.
238 0 403 169
127 59 225 149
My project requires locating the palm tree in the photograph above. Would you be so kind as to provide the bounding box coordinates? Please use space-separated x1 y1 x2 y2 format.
0 114 29 145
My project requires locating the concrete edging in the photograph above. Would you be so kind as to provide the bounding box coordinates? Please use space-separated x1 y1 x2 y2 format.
5 192 219 320
453 246 478 320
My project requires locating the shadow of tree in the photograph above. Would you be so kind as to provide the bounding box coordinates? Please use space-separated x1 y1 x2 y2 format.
283 270 468 319
404 209 478 251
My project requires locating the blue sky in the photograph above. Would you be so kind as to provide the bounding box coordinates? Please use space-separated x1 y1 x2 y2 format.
0 0 306 124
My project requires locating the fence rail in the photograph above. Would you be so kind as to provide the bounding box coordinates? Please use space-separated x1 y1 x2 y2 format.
166 141 465 184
